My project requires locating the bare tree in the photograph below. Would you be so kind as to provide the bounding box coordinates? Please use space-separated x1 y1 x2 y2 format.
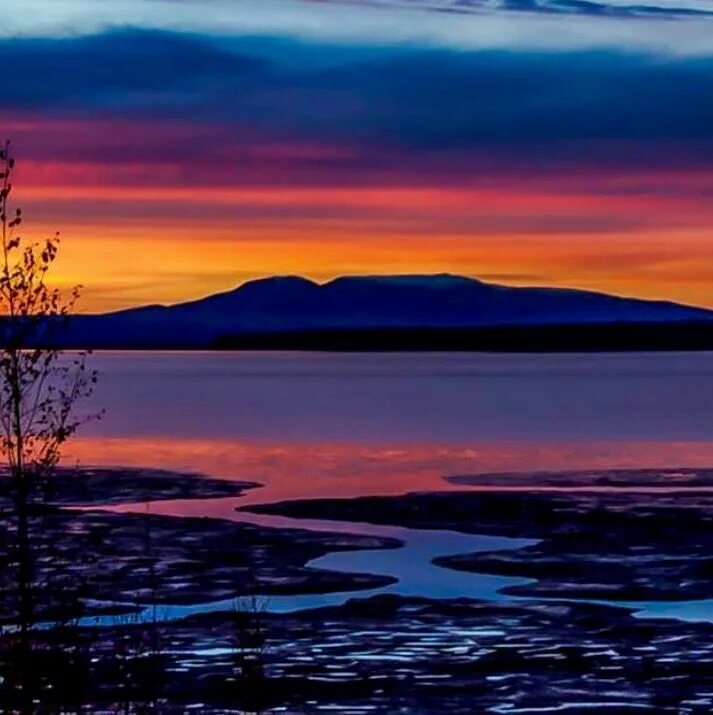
131 502 167 714
232 585 269 715
0 140 99 712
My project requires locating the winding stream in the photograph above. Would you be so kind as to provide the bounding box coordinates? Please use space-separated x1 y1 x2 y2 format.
92 493 713 627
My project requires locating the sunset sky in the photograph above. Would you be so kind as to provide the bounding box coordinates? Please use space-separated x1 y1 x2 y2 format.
3 0 713 312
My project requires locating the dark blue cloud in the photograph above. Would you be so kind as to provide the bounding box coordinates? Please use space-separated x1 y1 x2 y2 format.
2 29 713 162
0 31 268 108
329 0 713 19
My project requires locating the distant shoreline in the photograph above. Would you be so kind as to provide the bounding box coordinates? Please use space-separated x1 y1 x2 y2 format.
11 274 713 351
212 322 713 353
32 320 713 352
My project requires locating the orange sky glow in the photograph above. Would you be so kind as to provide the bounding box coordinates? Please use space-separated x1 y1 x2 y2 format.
15 165 713 313
4 18 713 315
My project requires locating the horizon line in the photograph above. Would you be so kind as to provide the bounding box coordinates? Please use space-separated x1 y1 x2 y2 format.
82 272 713 317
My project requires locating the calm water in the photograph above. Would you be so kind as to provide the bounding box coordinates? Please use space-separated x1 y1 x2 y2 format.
69 351 713 502
72 351 713 623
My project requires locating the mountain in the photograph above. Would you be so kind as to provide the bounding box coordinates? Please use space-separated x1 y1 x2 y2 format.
55 274 713 349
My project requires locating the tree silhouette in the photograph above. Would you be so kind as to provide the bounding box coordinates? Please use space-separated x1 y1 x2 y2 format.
0 140 99 712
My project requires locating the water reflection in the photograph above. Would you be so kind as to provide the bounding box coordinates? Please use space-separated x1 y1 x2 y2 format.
60 352 713 627
59 351 713 501
64 435 713 504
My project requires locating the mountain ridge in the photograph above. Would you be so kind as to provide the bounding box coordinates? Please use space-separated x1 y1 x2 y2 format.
100 273 711 317
54 273 713 349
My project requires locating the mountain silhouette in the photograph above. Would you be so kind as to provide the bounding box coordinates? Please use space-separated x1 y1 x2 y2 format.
60 274 713 348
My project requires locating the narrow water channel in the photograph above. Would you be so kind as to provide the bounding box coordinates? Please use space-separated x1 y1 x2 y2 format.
89 494 713 627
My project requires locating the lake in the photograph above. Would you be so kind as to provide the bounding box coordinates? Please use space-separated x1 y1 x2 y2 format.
71 350 713 624
68 351 713 504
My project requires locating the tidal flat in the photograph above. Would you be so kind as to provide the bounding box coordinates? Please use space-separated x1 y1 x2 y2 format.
5 465 713 712
73 594 713 713
251 469 713 602
0 469 398 619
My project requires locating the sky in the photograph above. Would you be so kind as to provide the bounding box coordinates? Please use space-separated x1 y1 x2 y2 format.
2 0 713 312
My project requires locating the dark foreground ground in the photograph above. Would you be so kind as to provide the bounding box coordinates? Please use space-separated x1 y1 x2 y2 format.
91 594 713 714
3 467 713 713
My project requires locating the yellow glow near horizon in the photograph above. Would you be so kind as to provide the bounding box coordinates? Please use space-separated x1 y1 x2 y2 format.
14 173 713 313
32 223 713 313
